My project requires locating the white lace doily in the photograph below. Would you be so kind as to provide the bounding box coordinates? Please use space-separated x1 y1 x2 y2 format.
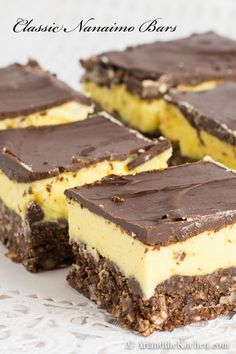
0 244 236 354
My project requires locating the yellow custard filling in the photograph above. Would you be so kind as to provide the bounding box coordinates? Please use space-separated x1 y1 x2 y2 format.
0 147 171 221
83 81 218 134
83 81 236 168
160 103 236 169
0 101 94 130
68 201 236 299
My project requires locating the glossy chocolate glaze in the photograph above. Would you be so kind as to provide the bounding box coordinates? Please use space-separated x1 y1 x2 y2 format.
81 32 236 98
65 161 236 246
0 59 92 118
0 114 170 182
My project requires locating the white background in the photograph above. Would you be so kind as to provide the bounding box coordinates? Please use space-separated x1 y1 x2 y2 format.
1 1 236 353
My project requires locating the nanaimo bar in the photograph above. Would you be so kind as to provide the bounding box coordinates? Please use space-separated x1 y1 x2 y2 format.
81 32 236 133
0 59 95 129
0 113 171 271
164 82 236 169
66 161 236 336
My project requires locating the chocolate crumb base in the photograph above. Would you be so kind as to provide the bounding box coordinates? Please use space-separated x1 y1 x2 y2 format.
67 243 236 336
0 199 73 272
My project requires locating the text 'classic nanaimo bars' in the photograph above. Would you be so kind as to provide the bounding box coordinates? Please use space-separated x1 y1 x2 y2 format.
0 113 171 271
66 161 236 336
0 59 95 129
81 32 236 134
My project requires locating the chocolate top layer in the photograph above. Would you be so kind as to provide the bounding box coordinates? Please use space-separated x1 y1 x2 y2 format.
65 161 236 246
165 82 236 145
0 113 170 183
81 32 236 98
0 59 92 119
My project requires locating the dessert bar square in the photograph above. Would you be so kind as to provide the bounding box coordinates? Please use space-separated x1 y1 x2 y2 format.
0 113 171 271
81 32 236 134
164 83 236 169
66 161 236 335
0 59 95 129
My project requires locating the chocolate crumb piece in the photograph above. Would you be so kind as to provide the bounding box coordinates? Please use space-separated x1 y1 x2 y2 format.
152 245 161 251
28 186 33 194
111 195 124 203
71 156 84 164
173 250 186 262
180 252 186 261
27 201 44 224
46 184 52 193
5 251 21 263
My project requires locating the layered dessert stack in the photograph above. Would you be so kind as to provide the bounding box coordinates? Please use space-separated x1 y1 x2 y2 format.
81 32 236 168
0 59 171 271
65 161 236 335
1 31 236 336
0 59 95 129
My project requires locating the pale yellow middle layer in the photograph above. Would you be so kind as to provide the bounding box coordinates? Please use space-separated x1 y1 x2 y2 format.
0 101 94 130
160 103 236 169
0 148 171 221
68 201 236 299
83 81 217 134
84 82 236 169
